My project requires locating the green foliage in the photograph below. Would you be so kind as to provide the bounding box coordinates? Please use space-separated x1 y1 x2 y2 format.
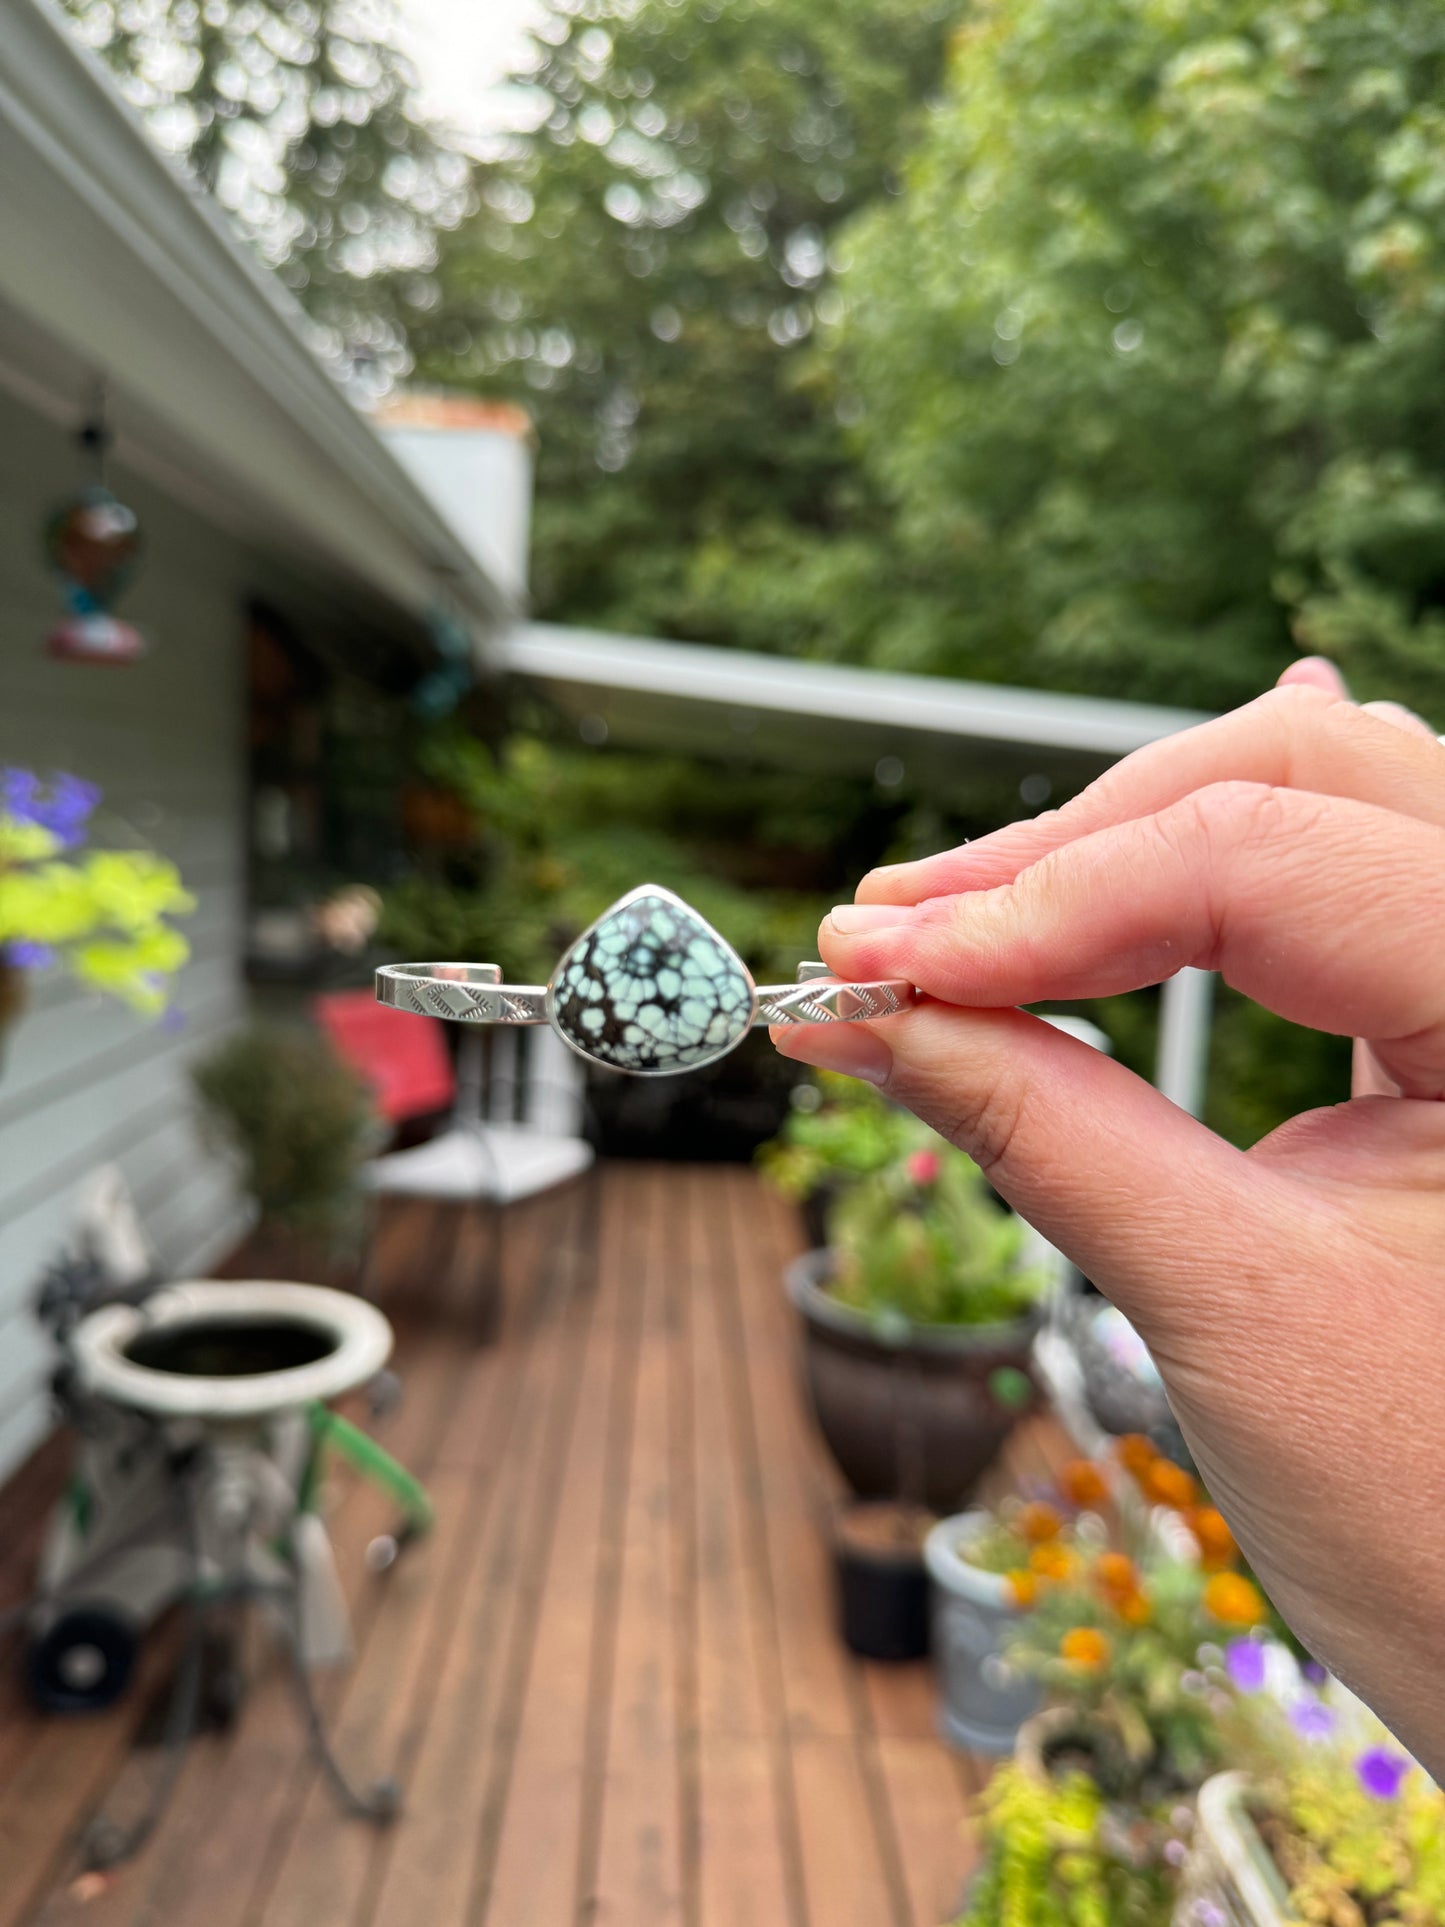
0 799 193 1016
419 0 952 647
755 1070 920 1199
826 1130 1049 1329
191 1025 377 1244
60 0 468 379
377 729 870 984
955 1764 1174 1927
835 0 1445 711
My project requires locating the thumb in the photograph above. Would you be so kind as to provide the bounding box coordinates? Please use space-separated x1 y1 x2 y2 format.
771 1002 1288 1356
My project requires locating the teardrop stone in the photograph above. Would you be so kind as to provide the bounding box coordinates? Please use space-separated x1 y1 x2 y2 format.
550 888 755 1074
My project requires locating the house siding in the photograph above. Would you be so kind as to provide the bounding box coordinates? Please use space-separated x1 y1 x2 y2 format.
0 384 251 1482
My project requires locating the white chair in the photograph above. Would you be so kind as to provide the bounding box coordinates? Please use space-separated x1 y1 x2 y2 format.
316 996 595 1341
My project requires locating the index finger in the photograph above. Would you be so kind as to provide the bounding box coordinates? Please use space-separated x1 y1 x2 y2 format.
824 781 1445 1100
858 683 1445 906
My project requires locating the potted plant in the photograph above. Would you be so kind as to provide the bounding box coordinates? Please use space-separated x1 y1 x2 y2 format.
0 766 193 1055
954 1758 1178 1924
1177 1677 1445 1924
924 1498 1065 1752
191 1025 379 1284
833 1498 935 1662
757 1070 919 1247
783 1130 1054 1509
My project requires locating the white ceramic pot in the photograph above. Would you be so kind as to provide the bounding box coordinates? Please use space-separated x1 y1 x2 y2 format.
1172 1772 1297 1926
923 1509 1039 1754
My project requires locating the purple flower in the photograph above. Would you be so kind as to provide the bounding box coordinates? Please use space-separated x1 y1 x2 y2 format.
1225 1637 1267 1694
1301 1659 1327 1685
1 768 100 847
1288 1698 1338 1743
2 767 41 817
1192 1904 1227 1927
2 941 55 970
1356 1746 1410 1800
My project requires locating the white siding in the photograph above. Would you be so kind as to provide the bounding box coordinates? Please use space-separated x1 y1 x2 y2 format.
0 385 252 1480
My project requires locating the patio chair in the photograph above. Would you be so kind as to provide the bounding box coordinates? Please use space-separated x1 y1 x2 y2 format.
314 991 596 1340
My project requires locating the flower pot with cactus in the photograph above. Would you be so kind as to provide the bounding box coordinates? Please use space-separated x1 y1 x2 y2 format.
782 1125 1055 1512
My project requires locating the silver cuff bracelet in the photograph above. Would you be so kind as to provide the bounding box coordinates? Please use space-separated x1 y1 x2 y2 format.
375 884 917 1077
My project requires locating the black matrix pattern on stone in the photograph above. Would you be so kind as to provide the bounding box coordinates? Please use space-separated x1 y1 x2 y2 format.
550 892 753 1073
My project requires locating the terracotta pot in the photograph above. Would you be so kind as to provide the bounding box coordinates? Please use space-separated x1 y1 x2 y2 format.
1173 1773 1297 1926
923 1510 1039 1753
786 1248 1040 1512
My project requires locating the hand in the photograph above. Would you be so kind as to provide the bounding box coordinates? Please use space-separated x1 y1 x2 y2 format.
772 662 1445 1773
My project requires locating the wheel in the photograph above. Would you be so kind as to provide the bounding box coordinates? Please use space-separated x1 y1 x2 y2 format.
26 1606 138 1713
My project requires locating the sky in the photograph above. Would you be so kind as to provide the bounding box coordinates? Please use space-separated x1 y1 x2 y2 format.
398 0 548 150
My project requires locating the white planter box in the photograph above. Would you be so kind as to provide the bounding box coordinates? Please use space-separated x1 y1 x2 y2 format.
1173 1772 1296 1926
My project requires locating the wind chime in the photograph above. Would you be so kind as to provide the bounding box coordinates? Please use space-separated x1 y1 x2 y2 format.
44 399 145 664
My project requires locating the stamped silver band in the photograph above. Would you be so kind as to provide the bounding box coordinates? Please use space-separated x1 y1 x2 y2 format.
375 960 916 1029
373 885 917 1077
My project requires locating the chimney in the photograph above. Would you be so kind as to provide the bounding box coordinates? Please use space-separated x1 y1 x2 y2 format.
372 393 534 603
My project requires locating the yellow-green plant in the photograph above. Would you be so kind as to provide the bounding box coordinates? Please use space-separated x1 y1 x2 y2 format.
1229 1688 1445 1922
0 770 192 1016
955 1763 1174 1927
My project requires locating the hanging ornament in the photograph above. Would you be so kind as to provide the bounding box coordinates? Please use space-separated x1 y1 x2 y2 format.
45 408 145 664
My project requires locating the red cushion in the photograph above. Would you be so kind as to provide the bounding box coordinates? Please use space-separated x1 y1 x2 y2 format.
314 990 455 1125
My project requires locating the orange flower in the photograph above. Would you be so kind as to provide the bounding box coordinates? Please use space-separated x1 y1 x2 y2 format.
1116 1434 1157 1477
1093 1552 1141 1600
1116 1591 1153 1627
1028 1541 1079 1583
1005 1569 1039 1610
1203 1572 1268 1628
1092 1551 1149 1623
1058 1459 1109 1509
1142 1459 1199 1510
1017 1501 1065 1544
1059 1627 1112 1672
1187 1506 1237 1571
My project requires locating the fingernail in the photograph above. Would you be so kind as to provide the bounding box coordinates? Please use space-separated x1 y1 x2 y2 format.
827 902 918 935
771 1024 893 1086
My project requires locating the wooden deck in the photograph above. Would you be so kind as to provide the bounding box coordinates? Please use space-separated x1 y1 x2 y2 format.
0 1164 1071 1927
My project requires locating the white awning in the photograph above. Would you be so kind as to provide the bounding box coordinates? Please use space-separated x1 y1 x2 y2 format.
494 622 1210 799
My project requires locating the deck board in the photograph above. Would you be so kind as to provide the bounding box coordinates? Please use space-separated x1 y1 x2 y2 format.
0 1163 1073 1927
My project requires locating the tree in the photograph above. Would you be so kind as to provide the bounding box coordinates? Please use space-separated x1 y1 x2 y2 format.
833 0 1445 709
60 0 469 383
418 0 954 653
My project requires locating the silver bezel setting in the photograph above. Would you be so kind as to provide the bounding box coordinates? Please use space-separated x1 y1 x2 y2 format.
543 883 760 1078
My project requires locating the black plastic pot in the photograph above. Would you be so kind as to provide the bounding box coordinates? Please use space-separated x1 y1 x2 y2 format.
834 1504 931 1661
787 1249 1041 1513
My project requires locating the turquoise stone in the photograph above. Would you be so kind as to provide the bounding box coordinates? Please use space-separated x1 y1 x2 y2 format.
549 887 755 1074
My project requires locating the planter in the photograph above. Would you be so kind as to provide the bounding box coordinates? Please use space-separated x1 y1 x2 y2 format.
924 1510 1039 1754
786 1248 1040 1512
833 1502 931 1661
1173 1773 1296 1927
